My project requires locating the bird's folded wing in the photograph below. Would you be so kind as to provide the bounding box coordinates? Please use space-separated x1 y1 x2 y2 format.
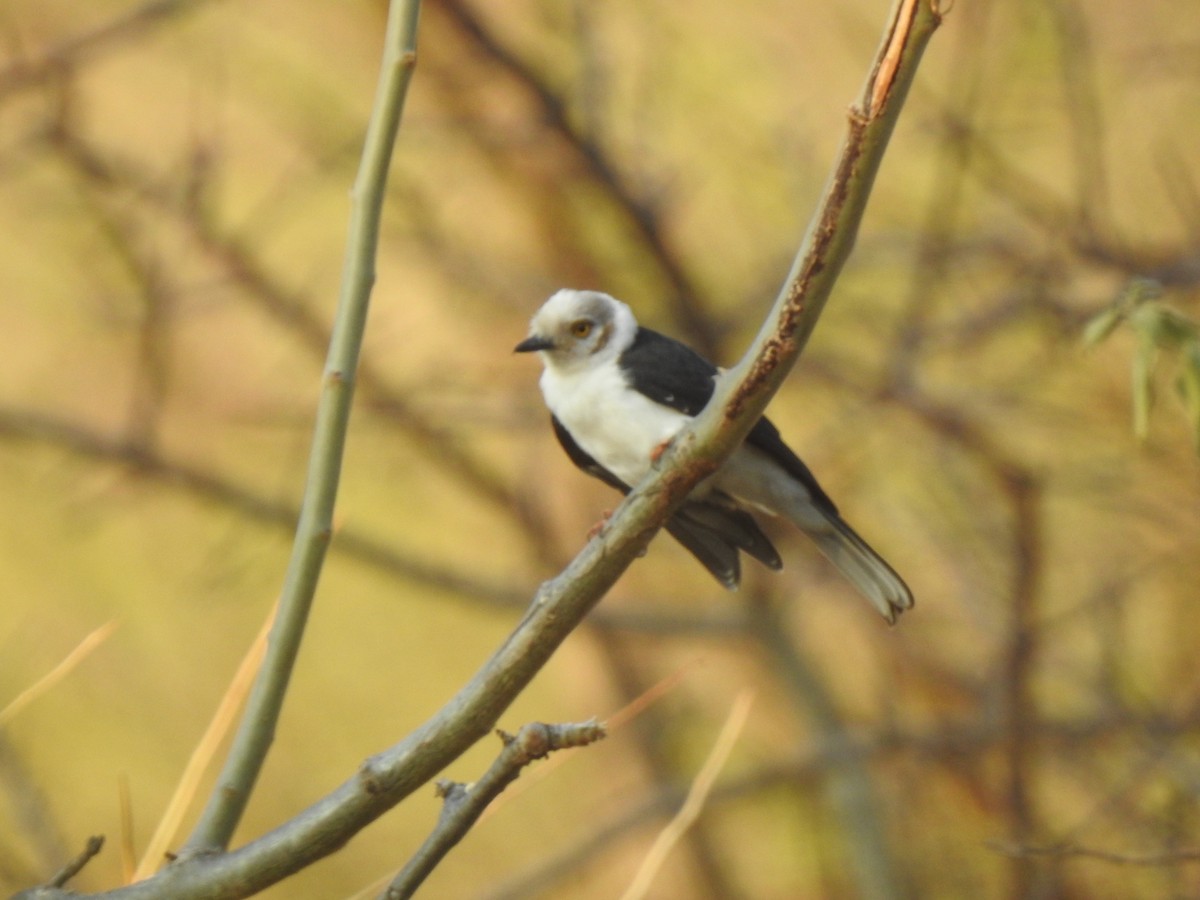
673 492 782 572
549 415 780 589
618 327 718 416
662 515 742 589
621 327 840 517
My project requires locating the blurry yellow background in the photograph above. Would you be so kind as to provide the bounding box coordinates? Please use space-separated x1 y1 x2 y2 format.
2 0 1199 897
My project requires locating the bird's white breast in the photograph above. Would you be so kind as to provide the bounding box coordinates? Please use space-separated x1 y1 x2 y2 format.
541 361 689 487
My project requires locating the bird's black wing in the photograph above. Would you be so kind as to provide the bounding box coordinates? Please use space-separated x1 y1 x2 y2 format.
620 327 838 517
549 414 779 587
619 327 717 416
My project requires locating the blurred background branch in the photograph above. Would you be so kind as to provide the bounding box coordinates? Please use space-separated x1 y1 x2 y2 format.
1 0 1198 897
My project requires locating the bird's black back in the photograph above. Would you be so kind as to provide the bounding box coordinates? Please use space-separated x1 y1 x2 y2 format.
619 327 839 516
619 327 717 416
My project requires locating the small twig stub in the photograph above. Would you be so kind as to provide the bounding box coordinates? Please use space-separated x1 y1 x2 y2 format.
49 835 105 889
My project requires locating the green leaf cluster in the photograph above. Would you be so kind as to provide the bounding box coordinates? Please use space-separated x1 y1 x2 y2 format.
1085 278 1200 452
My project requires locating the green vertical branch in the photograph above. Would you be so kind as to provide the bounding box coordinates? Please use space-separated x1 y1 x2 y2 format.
181 0 423 856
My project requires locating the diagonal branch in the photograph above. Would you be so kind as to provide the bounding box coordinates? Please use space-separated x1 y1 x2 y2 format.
0 0 220 100
13 2 941 897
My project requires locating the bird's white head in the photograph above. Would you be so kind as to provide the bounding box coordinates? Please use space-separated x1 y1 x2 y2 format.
514 289 638 372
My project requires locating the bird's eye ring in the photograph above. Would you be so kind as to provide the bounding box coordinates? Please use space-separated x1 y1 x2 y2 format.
570 320 593 338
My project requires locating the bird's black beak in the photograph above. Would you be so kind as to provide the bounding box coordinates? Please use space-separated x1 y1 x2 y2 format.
514 335 554 353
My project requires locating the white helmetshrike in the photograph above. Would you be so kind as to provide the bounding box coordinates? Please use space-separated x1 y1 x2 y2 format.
515 288 913 623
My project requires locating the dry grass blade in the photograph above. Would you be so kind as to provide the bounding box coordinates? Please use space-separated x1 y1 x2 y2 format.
0 621 119 728
604 660 700 733
619 690 755 900
132 602 276 881
119 774 135 882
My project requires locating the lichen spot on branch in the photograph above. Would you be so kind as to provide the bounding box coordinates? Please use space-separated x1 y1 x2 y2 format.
726 335 795 422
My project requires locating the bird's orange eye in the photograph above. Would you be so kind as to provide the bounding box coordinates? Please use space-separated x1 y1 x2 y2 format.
570 320 593 338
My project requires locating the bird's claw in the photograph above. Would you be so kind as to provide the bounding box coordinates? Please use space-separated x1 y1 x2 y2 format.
587 510 613 539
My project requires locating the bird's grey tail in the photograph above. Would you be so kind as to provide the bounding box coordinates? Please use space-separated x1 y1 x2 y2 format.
803 512 913 624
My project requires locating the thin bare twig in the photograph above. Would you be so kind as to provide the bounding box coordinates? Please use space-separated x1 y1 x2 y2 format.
383 720 606 899
988 840 1200 868
48 836 105 889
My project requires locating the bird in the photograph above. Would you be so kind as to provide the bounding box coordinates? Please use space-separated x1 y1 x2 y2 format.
515 288 913 623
